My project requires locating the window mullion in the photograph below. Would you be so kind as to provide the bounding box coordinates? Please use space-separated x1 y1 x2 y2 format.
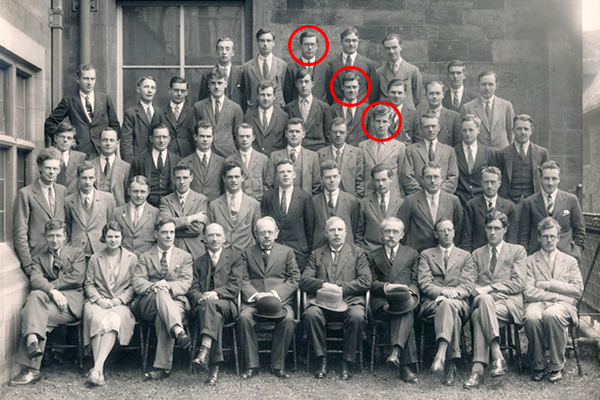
180 5 185 77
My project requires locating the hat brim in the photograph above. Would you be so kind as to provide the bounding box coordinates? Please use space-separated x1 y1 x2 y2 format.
308 298 348 313
383 292 420 315
252 308 288 320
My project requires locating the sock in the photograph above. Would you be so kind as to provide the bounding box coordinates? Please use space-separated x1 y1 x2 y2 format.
26 334 38 346
172 325 183 337
472 362 485 373
490 339 503 359
201 335 212 348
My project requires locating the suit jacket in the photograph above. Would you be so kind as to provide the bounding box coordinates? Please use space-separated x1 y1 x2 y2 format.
158 101 196 158
120 102 162 163
128 150 181 205
406 141 459 193
359 193 403 252
159 190 208 260
461 195 518 252
454 143 496 205
113 202 160 257
56 150 87 195
330 102 369 147
30 245 86 317
189 247 243 305
497 142 549 200
44 91 121 158
329 53 378 105
519 190 586 259
192 97 243 158
369 244 420 309
266 147 320 195
472 243 527 324
242 55 287 110
91 156 131 206
418 246 476 301
241 243 300 305
284 62 331 104
442 87 478 112
284 97 332 151
399 190 464 252
317 144 364 198
244 106 289 156
14 180 67 270
413 107 462 147
198 65 245 111
85 247 137 306
395 105 418 146
461 96 515 149
208 192 261 251
301 243 372 307
65 189 116 255
226 150 269 201
312 191 362 249
523 250 583 325
133 246 193 299
181 151 225 202
376 60 422 109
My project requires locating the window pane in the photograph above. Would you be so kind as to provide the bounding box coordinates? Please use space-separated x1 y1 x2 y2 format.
122 6 180 66
0 149 6 242
185 68 212 103
17 150 27 191
16 75 26 139
122 68 180 113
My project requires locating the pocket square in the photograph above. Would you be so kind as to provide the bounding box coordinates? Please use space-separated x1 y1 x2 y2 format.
562 210 570 216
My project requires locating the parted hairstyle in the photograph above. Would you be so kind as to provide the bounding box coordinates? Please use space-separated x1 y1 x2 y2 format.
286 117 305 132
485 210 509 229
330 117 347 131
424 80 444 93
99 127 121 142
129 175 149 188
256 27 275 41
54 121 76 138
537 216 562 236
100 220 124 244
155 216 176 232
420 111 439 124
295 68 312 82
208 67 227 81
478 70 497 83
151 123 169 136
388 78 407 92
342 71 360 85
379 217 404 233
513 114 534 127
274 158 294 172
434 217 454 231
216 37 235 51
421 161 443 176
236 122 254 136
136 76 156 86
340 27 359 40
45 219 66 234
381 33 402 45
538 160 561 176
447 60 466 73
169 76 188 89
195 119 214 134
173 160 192 174
76 64 95 79
77 160 95 176
258 79 275 93
320 159 340 177
222 159 245 179
371 163 394 179
461 114 481 129
482 166 502 180
37 147 63 167
299 30 318 44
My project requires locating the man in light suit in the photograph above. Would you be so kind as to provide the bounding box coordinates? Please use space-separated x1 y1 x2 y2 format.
464 211 527 388
461 167 518 252
114 176 159 257
91 128 131 206
261 159 315 271
226 123 269 201
418 219 476 386
330 72 369 147
359 164 404 252
519 161 586 261
54 122 87 195
461 71 515 149
14 148 67 274
198 37 245 111
238 217 300 379
243 28 287 110
414 81 462 148
193 68 244 158
132 217 193 381
523 217 583 383
9 220 86 386
317 117 364 198
301 217 372 380
399 162 463 252
266 118 321 195
312 160 362 249
189 223 243 386
158 76 196 158
369 217 420 383
64 161 116 258
208 160 262 251
244 80 289 156
181 120 225 202
407 112 459 194
376 33 422 109
44 64 121 158
121 76 162 163
442 61 478 112
159 162 208 260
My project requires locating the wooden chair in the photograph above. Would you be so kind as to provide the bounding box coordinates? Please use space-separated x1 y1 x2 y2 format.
141 320 190 374
498 321 523 372
45 320 84 372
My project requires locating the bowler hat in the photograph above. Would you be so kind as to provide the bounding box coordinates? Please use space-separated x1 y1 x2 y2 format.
383 286 420 315
253 296 287 320
309 287 348 312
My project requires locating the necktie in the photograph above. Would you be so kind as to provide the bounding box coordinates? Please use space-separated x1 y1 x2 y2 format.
52 250 63 276
335 149 342 166
485 100 491 122
430 196 437 222
180 194 185 210
519 144 526 160
280 189 287 216
160 251 168 277
444 249 449 268
488 200 495 213
262 109 268 130
262 58 270 79
84 195 91 210
466 145 474 174
230 195 238 222
261 249 270 266
214 99 221 123
146 105 153 124
428 141 435 161
301 98 309 121
157 152 164 172
331 250 339 277
344 54 352 66
173 105 180 121
380 196 386 215
202 153 208 169
48 185 55 214
453 90 459 110
289 148 297 163
328 191 335 209
490 247 498 275
104 157 110 176
389 247 395 263
133 207 140 227
345 108 353 128
242 152 249 170
392 62 398 75
85 96 93 120
547 194 554 216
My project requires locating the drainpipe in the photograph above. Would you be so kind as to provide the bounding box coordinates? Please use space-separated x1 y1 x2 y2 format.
80 0 91 65
49 0 63 146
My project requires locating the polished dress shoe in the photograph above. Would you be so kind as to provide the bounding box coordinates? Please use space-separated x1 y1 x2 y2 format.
143 368 171 381
341 361 353 380
548 370 563 383
489 357 508 377
10 368 41 386
443 364 457 386
386 346 400 368
205 364 219 386
531 369 547 382
399 366 419 383
273 369 291 379
315 357 327 379
176 331 191 350
192 345 210 370
430 353 445 375
241 368 259 380
463 371 484 389
27 342 43 359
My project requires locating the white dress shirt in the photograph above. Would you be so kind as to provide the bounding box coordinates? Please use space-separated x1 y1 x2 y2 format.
483 194 498 212
542 189 558 211
279 186 294 212
157 245 174 268
342 52 357 65
196 149 212 164
259 106 273 128
61 150 71 167
38 179 53 207
452 86 464 104
258 53 273 72
324 188 340 208
100 154 116 173
487 240 504 266
141 101 154 119
515 140 531 157
80 91 95 120
228 190 243 213
424 138 439 155
152 148 168 169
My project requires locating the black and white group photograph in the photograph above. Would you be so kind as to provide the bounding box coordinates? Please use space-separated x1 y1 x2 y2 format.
1 0 600 398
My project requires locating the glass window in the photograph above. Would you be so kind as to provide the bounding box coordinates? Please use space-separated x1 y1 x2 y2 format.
16 74 27 139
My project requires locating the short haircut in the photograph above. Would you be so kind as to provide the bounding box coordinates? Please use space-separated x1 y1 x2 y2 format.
299 30 318 44
99 127 121 141
422 161 442 176
169 76 188 89
513 114 534 127
136 76 156 86
434 217 454 231
129 175 149 188
255 216 279 233
173 160 192 174
387 78 407 92
222 159 245 179
447 60 466 73
537 216 562 236
485 210 509 229
100 220 124 244
257 79 275 93
37 147 63 167
45 219 66 234
340 27 359 40
478 70 497 83
424 80 444 93
77 160 95 176
155 217 176 232
381 33 402 46
286 117 305 132
151 123 169 135
208 67 226 81
295 68 312 82
54 121 76 137
538 160 561 176
379 217 404 232
320 159 339 176
342 71 360 85
371 163 394 179
236 122 254 136
420 111 439 124
215 37 235 51
76 64 95 79
325 216 346 230
330 117 347 131
462 114 481 129
482 166 502 180
275 158 294 172
204 222 225 236
371 104 391 119
256 27 275 41
195 119 214 133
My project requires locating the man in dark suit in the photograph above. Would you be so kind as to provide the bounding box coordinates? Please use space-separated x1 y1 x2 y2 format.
181 120 225 202
284 30 330 104
54 122 87 195
9 220 86 386
198 37 245 111
261 159 315 271
519 161 586 261
244 80 289 156
158 76 196 158
317 117 364 198
329 72 369 146
369 217 420 383
91 128 131 206
376 33 421 109
193 68 244 158
121 76 162 163
312 160 362 249
14 148 67 274
461 167 518 252
399 162 463 252
414 81 462 148
386 79 417 146
44 64 121 158
129 123 181 207
238 217 300 379
329 27 378 105
242 27 287 110
442 61 478 112
189 223 243 386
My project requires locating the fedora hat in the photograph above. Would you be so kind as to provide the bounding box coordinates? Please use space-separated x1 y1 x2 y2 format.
383 286 420 315
253 296 287 320
309 287 348 312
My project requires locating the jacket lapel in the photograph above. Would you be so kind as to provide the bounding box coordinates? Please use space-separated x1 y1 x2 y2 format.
416 141 429 164
32 181 53 218
97 252 117 297
334 245 351 281
135 103 150 127
534 192 547 217
120 205 135 232
388 248 409 283
110 158 124 190
265 245 282 273
416 192 435 225
219 197 234 227
251 58 263 81
552 190 566 218
535 252 552 281
234 194 250 228
214 248 229 277
474 97 490 131
445 247 460 274
74 94 90 124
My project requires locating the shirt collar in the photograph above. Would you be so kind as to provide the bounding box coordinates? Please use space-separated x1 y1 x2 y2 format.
140 101 153 111
196 149 211 159
482 95 495 106
484 194 498 205
258 53 273 64
389 58 402 71
279 185 293 195
229 190 243 201
208 247 223 260
342 52 356 64
379 191 390 203
488 240 504 255
131 201 146 211
424 138 438 148
515 140 530 154
152 148 167 158
332 144 345 154
170 100 184 110
178 189 190 200
38 179 51 190
102 153 116 163
385 243 400 256
541 248 557 262
463 141 478 153
300 94 313 104
80 90 94 100
542 188 558 203
157 245 173 255
80 188 94 200
325 187 340 197
287 144 302 153
426 190 440 203
302 57 316 64
240 147 253 158
211 95 225 105
453 86 464 97
439 244 454 254
329 243 345 253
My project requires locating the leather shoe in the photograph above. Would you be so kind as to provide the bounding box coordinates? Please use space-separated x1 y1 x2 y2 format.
143 368 171 381
10 368 41 386
241 368 259 380
205 364 219 386
176 331 191 350
463 371 484 389
273 369 290 379
386 346 400 369
192 345 210 370
315 357 327 379
430 354 445 375
443 364 457 386
531 369 547 382
489 357 508 377
86 369 105 386
399 365 419 383
27 342 43 359
548 370 563 383
341 361 353 380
